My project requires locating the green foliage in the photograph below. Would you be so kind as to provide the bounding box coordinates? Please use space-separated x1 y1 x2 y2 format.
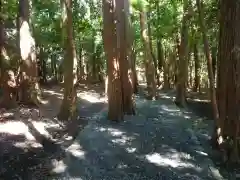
3 0 218 78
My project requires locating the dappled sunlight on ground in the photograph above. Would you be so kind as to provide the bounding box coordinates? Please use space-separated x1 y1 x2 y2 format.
145 152 197 169
60 90 223 180
0 85 225 179
78 91 106 103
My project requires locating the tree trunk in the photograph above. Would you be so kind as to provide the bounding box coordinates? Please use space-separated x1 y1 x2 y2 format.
116 0 135 115
139 11 157 99
58 0 78 121
157 38 164 85
103 0 123 121
147 12 160 86
193 42 200 92
211 47 217 82
175 0 190 107
39 46 47 84
131 47 138 94
77 44 84 81
156 1 163 86
217 0 240 162
18 0 40 105
196 0 220 148
0 7 5 84
163 51 170 89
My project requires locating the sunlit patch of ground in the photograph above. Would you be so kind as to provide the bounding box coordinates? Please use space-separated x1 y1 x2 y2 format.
0 84 107 179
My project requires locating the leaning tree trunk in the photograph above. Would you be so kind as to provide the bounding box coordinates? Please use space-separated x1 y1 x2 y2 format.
217 0 240 162
175 0 190 107
58 0 78 121
196 0 220 148
139 11 157 100
18 0 40 105
103 0 124 121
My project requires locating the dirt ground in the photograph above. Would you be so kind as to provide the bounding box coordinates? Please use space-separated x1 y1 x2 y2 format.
0 84 103 179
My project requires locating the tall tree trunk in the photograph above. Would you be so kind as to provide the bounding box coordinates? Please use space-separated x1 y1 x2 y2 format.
156 1 163 86
103 0 123 121
211 46 217 82
131 47 138 93
91 35 97 83
0 5 4 83
129 14 138 94
39 46 47 84
139 11 157 99
147 12 160 86
58 0 78 121
175 0 190 107
116 0 135 115
77 44 84 81
189 50 193 88
174 35 181 86
163 51 170 89
157 38 164 85
217 0 240 162
196 0 220 147
18 0 40 105
193 42 200 92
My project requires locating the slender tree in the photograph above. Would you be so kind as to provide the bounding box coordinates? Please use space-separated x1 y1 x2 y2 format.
116 0 135 115
175 0 190 107
18 0 39 105
196 0 219 132
57 0 78 121
139 7 157 99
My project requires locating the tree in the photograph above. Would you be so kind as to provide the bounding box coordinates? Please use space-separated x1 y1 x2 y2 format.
103 0 135 121
196 0 219 147
217 0 240 162
18 0 39 105
139 6 157 99
116 0 135 115
193 41 200 92
103 0 124 121
175 0 191 107
57 0 78 121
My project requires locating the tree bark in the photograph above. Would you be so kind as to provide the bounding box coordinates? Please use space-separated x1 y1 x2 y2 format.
58 0 78 121
217 0 240 162
193 42 200 92
18 0 40 105
196 0 220 147
131 47 138 93
175 0 190 107
147 12 160 86
139 11 157 99
211 47 217 81
116 0 135 115
103 0 123 121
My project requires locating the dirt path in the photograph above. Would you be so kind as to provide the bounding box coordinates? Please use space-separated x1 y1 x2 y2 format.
61 91 223 180
0 85 107 179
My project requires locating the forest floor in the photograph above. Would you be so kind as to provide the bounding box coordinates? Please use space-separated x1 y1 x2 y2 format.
0 84 235 179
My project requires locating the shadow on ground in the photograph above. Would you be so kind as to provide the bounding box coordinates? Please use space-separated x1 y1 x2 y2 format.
185 92 238 179
0 85 107 179
61 91 221 180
